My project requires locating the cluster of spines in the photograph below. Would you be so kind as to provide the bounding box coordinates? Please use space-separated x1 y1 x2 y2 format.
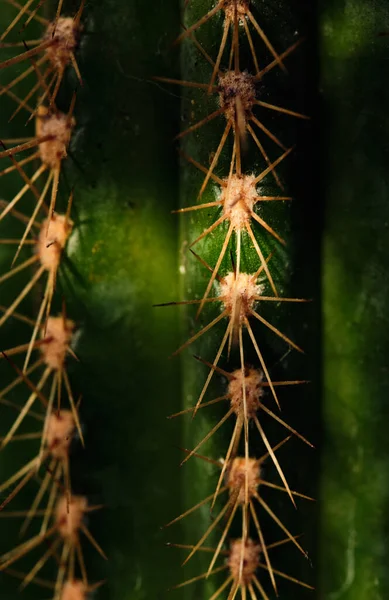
158 1 313 598
0 2 105 598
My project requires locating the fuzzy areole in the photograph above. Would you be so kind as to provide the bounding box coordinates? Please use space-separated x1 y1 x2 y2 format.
221 173 258 228
226 456 261 503
36 106 75 169
61 580 87 600
46 410 75 460
44 17 80 72
228 537 261 585
221 0 250 21
37 214 73 271
56 495 87 542
229 366 264 417
218 70 256 125
219 271 263 325
40 316 75 370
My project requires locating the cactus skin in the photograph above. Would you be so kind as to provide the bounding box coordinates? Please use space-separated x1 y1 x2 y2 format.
320 2 389 599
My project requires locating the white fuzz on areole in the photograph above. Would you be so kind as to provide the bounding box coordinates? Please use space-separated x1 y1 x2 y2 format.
44 17 79 72
219 272 264 323
226 456 260 504
229 367 264 417
222 0 250 20
61 580 87 600
40 315 75 370
56 495 87 542
36 106 75 169
218 70 256 125
228 537 261 585
46 409 75 460
221 173 258 230
36 213 73 271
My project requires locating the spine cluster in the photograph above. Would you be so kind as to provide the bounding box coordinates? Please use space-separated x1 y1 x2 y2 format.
160 1 313 597
0 2 104 599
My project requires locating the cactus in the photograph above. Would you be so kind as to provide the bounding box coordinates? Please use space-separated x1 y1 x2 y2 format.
1 1 389 600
